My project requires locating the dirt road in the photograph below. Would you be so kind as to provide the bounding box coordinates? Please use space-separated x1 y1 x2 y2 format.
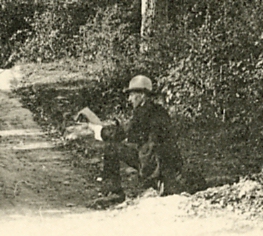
0 72 263 235
0 89 100 213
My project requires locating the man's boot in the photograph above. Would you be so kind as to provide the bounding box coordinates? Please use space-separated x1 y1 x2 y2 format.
86 177 125 209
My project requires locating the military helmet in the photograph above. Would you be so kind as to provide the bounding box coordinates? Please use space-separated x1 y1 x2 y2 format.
124 75 153 93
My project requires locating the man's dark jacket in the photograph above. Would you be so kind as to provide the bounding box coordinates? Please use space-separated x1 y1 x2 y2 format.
102 100 183 179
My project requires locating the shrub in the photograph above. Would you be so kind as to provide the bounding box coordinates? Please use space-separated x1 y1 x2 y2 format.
16 9 75 62
158 0 263 127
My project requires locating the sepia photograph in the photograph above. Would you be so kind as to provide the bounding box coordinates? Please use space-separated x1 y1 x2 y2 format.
0 0 263 235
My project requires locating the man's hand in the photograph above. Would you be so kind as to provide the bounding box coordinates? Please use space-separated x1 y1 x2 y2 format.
101 122 126 142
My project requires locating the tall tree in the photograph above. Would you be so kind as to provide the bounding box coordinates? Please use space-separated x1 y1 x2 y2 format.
140 0 168 51
141 0 156 38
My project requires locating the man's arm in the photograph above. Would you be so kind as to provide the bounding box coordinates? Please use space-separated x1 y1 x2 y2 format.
100 122 126 142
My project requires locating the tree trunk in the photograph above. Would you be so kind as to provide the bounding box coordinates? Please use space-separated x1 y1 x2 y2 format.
141 0 156 38
140 0 168 52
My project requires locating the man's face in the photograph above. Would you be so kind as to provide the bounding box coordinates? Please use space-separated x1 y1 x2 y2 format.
128 91 145 109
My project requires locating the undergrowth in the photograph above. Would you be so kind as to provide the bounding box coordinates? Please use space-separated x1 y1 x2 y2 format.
15 62 263 188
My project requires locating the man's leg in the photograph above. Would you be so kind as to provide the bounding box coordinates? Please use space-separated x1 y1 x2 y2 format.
101 142 123 195
102 142 139 193
158 146 184 196
161 169 185 196
86 142 138 208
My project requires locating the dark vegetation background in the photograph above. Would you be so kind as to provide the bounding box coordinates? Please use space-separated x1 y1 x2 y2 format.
1 0 263 186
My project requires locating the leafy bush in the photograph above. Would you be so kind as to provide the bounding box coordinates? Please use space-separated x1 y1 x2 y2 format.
4 0 126 64
0 0 35 67
16 8 76 62
158 0 263 127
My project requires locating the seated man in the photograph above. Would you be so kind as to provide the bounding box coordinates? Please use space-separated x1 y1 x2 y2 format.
89 75 184 208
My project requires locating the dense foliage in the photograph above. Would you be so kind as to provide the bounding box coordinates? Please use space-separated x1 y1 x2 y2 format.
2 0 263 145
160 0 263 119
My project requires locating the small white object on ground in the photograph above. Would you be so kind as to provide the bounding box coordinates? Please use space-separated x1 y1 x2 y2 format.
64 122 103 141
96 177 103 182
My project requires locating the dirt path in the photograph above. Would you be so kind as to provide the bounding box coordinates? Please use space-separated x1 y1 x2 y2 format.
0 72 263 235
0 89 98 215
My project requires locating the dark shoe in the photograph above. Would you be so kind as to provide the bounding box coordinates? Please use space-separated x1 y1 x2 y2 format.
86 191 125 209
99 178 123 195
